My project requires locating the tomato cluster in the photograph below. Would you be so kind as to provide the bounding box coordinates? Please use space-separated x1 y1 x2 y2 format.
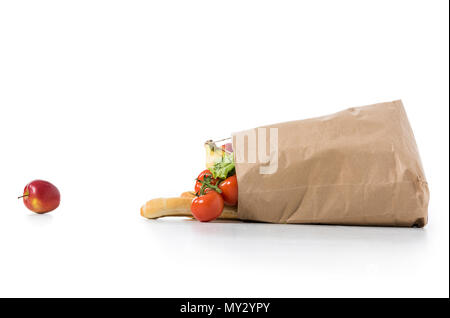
191 169 238 222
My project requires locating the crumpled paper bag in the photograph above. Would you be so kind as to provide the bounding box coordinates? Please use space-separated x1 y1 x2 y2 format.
232 100 429 227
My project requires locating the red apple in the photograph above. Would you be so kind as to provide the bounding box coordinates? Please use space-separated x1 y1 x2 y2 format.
221 143 233 153
19 180 60 214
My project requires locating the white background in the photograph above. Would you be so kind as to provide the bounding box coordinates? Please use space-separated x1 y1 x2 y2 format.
0 1 448 298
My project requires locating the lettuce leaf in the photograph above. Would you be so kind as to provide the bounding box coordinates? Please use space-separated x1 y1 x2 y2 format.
210 153 235 179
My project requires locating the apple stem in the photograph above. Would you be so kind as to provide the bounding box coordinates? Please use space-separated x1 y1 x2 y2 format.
18 194 29 199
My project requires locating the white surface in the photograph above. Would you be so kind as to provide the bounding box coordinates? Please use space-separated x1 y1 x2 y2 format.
0 1 448 298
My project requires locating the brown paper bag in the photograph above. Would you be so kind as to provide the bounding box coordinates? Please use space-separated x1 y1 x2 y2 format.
232 100 429 227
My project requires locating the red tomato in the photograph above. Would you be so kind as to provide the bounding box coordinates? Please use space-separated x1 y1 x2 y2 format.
191 191 224 222
195 169 218 193
219 174 238 206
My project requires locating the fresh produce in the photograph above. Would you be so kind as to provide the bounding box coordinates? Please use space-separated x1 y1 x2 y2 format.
140 138 238 223
190 140 238 221
19 180 60 214
204 140 235 179
194 169 219 194
221 142 233 153
219 174 238 206
209 152 235 179
140 195 238 220
190 190 224 222
204 140 225 170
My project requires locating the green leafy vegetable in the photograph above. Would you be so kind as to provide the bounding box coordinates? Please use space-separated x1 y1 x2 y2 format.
209 152 235 179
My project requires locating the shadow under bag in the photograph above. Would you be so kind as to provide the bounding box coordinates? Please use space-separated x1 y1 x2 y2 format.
233 100 429 227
